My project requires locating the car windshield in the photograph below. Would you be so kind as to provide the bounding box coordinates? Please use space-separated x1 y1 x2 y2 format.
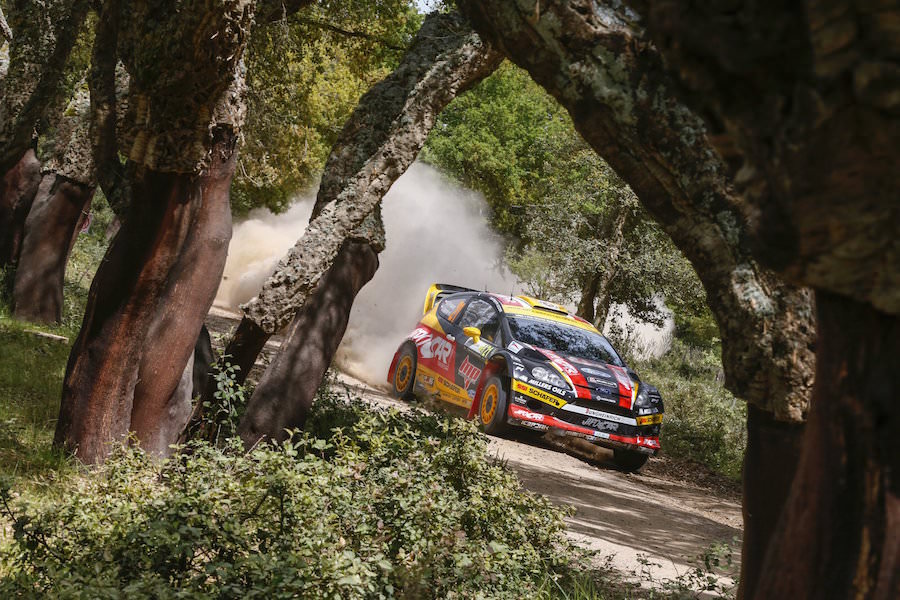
507 316 624 366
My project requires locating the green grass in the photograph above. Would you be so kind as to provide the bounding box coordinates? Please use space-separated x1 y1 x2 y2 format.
0 193 112 482
0 317 74 481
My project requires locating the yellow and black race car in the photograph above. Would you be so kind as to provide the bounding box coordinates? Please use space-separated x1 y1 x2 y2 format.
387 284 665 472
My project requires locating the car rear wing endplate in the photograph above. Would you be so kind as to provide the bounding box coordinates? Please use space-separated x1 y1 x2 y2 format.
422 283 478 314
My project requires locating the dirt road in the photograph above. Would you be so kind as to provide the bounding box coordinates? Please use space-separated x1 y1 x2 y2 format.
333 373 742 588
207 307 742 588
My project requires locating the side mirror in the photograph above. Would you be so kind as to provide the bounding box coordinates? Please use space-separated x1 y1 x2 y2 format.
463 326 481 344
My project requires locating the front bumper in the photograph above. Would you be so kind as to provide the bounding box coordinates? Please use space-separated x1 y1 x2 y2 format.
506 388 661 455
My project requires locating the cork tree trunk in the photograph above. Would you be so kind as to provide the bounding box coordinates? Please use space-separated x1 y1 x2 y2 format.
626 2 900 597
54 0 253 463
0 148 41 273
11 175 94 323
13 86 96 324
237 239 381 445
0 0 89 174
187 12 502 443
455 0 816 595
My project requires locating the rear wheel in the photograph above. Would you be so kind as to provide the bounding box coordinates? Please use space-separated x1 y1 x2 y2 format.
613 448 649 473
479 375 509 435
392 345 417 401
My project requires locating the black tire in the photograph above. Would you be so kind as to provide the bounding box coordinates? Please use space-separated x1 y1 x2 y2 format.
392 345 417 401
479 375 509 435
613 448 650 473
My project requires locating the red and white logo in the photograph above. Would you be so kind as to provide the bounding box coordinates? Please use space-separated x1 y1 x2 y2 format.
458 357 482 389
410 327 453 367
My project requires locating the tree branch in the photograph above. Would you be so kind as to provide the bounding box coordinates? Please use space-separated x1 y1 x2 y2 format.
294 17 407 52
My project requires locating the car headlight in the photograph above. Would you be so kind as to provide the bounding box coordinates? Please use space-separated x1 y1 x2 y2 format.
531 366 569 389
634 386 651 408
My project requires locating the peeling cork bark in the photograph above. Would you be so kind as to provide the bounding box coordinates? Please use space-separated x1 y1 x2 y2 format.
622 2 900 597
55 0 254 464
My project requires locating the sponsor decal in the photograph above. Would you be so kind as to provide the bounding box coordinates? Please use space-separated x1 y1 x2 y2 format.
581 367 613 378
526 379 571 397
512 380 567 409
417 373 435 388
582 417 619 431
587 376 617 387
591 391 617 403
437 375 465 395
636 413 663 426
559 403 638 425
458 357 482 389
468 341 492 359
507 341 524 354
514 408 546 422
410 327 453 367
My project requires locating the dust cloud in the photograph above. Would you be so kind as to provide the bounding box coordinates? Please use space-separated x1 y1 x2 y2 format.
214 162 518 387
215 199 315 311
215 161 672 388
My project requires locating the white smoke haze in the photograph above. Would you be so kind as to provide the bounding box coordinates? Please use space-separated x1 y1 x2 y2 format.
338 163 518 386
215 199 315 311
216 161 671 388
215 162 518 386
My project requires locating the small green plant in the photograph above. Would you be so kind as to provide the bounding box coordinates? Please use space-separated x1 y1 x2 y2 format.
632 540 737 599
202 356 248 443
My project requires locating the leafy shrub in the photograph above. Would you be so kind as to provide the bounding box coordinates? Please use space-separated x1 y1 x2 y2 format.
636 341 746 480
0 395 587 599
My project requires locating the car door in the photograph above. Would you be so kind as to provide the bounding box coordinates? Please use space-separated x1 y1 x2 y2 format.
451 297 502 408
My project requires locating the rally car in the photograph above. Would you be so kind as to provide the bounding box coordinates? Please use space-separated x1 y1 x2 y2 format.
387 284 664 472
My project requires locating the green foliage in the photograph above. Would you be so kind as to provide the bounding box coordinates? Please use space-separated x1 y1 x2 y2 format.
0 395 593 599
635 341 746 480
201 357 248 443
423 64 703 326
233 2 420 215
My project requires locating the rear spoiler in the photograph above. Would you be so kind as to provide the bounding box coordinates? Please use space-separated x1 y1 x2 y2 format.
422 283 477 314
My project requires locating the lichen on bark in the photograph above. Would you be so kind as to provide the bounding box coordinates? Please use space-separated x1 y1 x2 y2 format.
457 0 815 422
41 83 94 184
117 0 253 172
0 0 89 173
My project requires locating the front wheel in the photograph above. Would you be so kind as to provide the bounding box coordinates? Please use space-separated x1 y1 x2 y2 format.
392 345 417 401
479 375 509 435
613 448 649 473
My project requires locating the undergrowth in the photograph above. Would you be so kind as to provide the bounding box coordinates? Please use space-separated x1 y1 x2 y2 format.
0 392 623 599
634 341 746 481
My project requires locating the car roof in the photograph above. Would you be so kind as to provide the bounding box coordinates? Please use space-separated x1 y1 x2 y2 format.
480 293 599 334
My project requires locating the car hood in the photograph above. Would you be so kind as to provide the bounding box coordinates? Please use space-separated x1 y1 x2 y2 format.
517 344 634 406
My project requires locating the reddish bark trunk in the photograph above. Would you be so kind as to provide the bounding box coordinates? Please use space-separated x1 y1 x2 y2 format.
740 405 805 600
753 292 898 600
238 241 379 446
11 174 95 323
0 148 42 271
129 136 235 458
55 131 236 463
